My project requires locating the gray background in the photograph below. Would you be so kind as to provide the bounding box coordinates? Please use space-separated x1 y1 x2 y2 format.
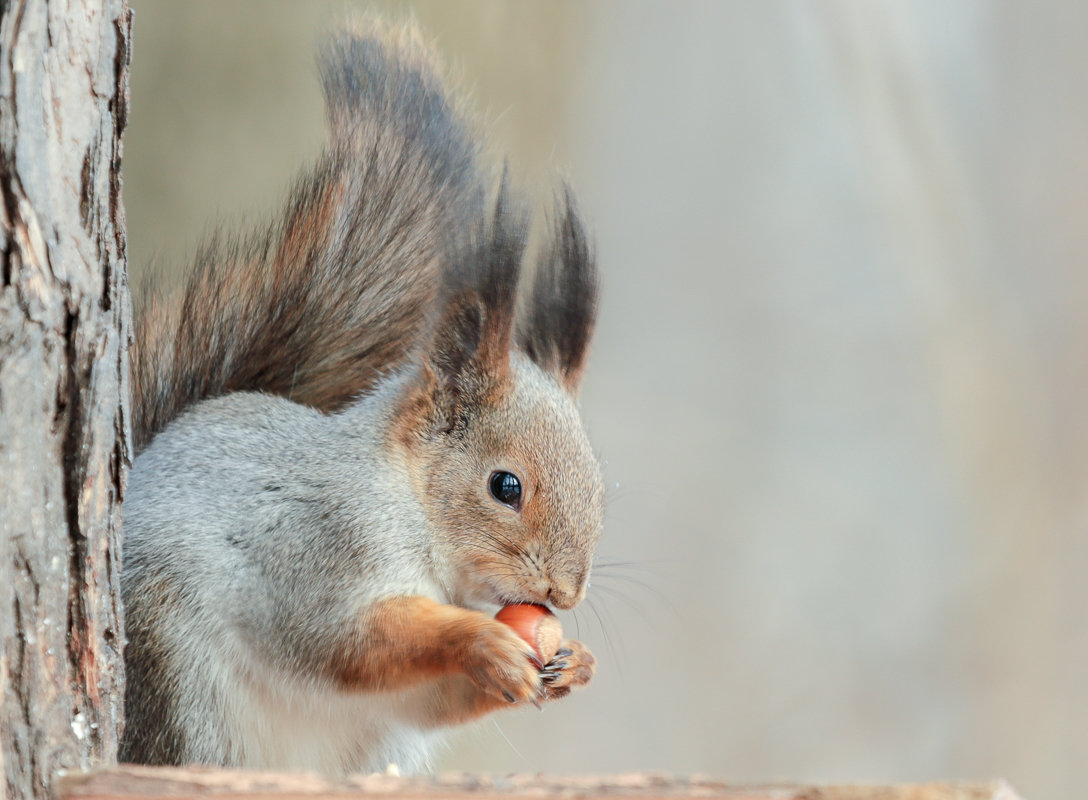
124 3 1088 798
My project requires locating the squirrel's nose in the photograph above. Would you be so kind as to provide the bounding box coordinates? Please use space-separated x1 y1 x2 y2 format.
547 577 586 610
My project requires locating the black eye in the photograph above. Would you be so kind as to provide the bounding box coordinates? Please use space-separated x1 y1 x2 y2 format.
488 471 522 510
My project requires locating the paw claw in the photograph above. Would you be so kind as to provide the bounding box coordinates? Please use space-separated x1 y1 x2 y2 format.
462 620 546 705
534 638 595 699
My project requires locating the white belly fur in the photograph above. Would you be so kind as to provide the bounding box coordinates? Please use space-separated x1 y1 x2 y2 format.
221 658 446 775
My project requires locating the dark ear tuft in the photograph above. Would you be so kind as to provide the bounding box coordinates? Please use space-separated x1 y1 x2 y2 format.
438 171 530 370
422 173 530 431
443 169 529 345
517 184 599 391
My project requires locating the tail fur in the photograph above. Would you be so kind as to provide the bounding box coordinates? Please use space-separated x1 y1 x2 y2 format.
132 21 600 452
132 21 485 451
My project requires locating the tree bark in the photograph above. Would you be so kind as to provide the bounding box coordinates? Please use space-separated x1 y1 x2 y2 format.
0 2 131 800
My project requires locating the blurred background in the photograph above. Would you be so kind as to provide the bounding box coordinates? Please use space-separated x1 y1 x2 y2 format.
123 2 1087 798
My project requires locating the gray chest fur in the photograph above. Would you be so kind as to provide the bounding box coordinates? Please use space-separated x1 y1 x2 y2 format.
122 391 446 773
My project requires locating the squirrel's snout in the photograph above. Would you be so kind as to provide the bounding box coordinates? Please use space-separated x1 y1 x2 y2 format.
547 578 586 610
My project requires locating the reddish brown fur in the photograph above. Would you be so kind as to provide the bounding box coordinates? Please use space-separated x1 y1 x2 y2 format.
329 596 542 707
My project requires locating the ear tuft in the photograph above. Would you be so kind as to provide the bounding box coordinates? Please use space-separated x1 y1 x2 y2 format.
421 178 530 432
517 185 599 391
442 168 528 348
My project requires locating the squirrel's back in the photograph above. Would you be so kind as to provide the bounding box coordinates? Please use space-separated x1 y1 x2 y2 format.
132 20 486 451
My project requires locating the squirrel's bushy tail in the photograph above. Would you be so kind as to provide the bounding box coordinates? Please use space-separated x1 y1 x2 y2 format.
132 21 486 451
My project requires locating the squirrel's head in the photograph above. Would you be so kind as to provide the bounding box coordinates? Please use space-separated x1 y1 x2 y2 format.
393 183 602 610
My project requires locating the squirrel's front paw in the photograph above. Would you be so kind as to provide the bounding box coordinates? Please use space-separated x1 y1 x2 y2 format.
460 621 543 705
539 638 595 700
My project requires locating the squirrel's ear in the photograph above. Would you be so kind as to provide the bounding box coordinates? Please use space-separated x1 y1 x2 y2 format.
417 174 526 433
429 291 485 386
422 289 510 434
517 185 599 393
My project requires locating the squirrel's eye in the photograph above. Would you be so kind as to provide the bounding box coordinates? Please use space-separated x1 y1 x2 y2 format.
488 471 522 510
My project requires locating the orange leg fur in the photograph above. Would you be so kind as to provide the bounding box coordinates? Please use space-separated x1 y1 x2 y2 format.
328 595 543 705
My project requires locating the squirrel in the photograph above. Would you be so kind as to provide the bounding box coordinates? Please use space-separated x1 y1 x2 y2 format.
120 20 603 775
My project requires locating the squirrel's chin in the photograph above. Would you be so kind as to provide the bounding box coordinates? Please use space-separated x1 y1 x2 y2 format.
441 581 500 614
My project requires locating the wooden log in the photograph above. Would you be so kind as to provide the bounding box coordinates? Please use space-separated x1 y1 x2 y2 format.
56 767 1021 800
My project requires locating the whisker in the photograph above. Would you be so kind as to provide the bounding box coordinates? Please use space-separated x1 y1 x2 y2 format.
489 719 529 766
484 570 533 581
592 560 671 596
569 606 583 641
592 570 663 597
593 573 679 618
587 581 649 615
584 594 624 670
460 541 515 559
478 527 524 555
521 550 545 578
593 558 664 572
462 538 510 553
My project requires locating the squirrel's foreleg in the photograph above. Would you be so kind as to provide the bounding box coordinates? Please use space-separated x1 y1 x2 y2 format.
327 596 544 706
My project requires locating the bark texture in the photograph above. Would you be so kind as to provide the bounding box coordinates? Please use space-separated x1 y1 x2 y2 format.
0 1 131 800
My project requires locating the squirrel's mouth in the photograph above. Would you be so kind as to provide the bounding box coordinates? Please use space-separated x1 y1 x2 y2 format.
467 576 551 612
450 556 573 610
453 568 584 612
443 580 531 614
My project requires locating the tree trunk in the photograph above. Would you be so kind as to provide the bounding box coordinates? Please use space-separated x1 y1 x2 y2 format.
0 2 131 800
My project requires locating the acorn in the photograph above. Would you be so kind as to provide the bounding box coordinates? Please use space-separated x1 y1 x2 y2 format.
495 603 563 664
